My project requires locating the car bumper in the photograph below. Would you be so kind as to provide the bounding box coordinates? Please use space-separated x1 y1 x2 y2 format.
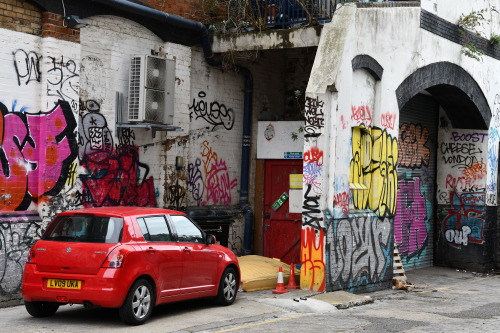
22 264 128 308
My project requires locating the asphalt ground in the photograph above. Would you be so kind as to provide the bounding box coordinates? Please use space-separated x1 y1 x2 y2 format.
1 266 499 332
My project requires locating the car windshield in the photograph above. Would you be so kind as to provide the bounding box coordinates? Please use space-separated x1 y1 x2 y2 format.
42 215 124 243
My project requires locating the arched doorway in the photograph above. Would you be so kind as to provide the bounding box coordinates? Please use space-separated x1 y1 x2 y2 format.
395 62 493 272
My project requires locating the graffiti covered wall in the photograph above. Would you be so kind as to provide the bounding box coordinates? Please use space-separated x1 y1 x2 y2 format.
436 119 494 271
0 28 81 304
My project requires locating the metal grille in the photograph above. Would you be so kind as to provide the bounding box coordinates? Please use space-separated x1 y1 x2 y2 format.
396 93 439 271
128 56 142 121
145 56 167 90
144 89 165 123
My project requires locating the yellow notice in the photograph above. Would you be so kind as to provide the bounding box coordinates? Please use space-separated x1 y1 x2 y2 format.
290 174 303 189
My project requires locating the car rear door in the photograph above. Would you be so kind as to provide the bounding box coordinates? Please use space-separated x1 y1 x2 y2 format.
134 215 183 297
169 215 218 293
36 215 123 275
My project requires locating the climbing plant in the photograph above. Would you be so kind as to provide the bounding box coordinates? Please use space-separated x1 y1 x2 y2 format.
457 4 498 61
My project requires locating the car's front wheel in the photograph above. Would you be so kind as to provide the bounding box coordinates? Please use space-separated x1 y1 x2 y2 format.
216 267 238 306
24 301 59 317
119 279 155 325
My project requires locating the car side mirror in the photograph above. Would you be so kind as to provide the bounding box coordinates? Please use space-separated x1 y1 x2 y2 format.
206 234 216 245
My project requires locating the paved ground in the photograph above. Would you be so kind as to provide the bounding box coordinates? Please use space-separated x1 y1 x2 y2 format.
2 266 500 332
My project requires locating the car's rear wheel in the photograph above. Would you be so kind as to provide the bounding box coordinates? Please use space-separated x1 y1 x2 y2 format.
119 279 155 325
216 267 238 306
24 301 59 317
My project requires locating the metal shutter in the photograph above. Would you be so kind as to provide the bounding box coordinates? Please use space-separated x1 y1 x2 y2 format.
396 93 439 271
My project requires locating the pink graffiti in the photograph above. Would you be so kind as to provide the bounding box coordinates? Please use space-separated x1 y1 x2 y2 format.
340 115 347 130
381 112 396 130
304 146 323 166
201 141 237 206
351 105 372 127
335 192 349 215
0 101 77 210
395 178 428 257
203 159 237 206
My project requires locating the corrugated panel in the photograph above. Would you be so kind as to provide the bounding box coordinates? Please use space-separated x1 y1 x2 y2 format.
396 94 439 271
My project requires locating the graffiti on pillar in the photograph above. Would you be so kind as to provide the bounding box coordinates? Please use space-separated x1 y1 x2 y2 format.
381 111 396 130
334 191 349 216
395 178 428 258
304 97 324 134
327 215 392 291
13 49 41 86
302 184 323 230
441 191 485 248
351 105 372 127
440 133 485 170
0 101 77 211
462 161 487 180
301 96 326 292
301 227 325 291
350 127 398 217
200 141 237 206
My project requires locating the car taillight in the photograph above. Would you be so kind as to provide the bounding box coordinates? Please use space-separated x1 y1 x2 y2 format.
102 248 125 268
26 247 36 264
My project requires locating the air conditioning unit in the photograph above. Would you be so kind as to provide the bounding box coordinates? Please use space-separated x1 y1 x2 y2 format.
127 55 175 124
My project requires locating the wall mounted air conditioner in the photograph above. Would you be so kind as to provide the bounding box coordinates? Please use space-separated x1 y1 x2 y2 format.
127 55 175 124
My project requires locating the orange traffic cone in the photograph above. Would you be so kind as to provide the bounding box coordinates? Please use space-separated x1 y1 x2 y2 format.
272 266 289 294
286 263 298 289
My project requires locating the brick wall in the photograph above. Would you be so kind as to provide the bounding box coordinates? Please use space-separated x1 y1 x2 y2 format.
143 0 218 22
0 0 42 36
42 12 79 43
0 0 80 42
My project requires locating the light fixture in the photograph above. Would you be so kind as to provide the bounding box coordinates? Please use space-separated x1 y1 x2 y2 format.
65 15 88 29
175 156 184 171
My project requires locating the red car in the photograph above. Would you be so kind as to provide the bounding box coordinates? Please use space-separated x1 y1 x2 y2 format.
22 207 240 325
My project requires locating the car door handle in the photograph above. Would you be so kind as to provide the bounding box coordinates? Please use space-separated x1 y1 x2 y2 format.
146 247 156 253
183 247 191 253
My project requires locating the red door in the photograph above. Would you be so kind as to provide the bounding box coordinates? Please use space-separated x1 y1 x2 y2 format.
263 160 302 265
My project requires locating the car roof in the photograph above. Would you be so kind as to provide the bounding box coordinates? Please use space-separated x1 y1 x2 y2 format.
57 206 186 218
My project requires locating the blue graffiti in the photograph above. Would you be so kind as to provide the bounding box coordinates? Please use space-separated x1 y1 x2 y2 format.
442 192 485 247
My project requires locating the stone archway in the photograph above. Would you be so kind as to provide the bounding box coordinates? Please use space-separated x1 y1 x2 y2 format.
395 61 494 272
396 62 490 129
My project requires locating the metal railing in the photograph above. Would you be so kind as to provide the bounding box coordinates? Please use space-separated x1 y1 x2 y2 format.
250 0 334 29
247 0 416 29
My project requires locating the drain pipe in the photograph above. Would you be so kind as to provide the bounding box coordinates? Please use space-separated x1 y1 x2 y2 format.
237 67 254 256
91 0 221 66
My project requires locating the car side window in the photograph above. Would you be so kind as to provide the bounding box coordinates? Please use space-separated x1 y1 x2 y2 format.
170 215 203 243
137 216 171 242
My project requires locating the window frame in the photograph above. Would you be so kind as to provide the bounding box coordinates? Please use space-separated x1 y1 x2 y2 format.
167 214 206 244
136 215 173 243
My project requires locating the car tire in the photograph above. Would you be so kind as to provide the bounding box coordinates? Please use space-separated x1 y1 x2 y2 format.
24 301 59 317
119 279 155 325
216 267 238 306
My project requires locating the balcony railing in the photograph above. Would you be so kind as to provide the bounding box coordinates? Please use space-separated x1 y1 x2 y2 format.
244 0 414 29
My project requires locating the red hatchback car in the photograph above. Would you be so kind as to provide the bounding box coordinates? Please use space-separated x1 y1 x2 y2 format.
22 207 240 325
